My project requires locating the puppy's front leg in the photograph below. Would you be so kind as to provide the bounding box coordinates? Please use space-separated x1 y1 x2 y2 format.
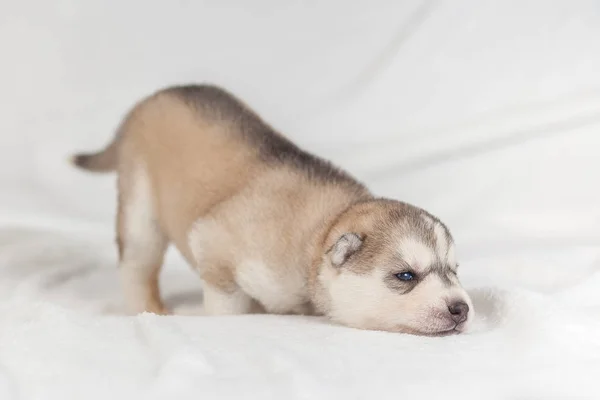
201 283 258 315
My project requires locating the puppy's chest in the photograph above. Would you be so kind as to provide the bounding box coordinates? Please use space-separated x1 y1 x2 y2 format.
188 219 311 314
235 259 310 314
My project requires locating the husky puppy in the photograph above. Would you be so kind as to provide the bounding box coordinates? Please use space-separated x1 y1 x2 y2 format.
72 84 473 336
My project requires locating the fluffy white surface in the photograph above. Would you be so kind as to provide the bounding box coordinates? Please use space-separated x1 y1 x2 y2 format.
1 1 600 399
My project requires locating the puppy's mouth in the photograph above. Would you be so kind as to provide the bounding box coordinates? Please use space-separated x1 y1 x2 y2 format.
398 322 466 337
425 328 460 337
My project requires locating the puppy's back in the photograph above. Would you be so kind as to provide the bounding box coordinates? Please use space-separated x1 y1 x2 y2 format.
76 84 368 258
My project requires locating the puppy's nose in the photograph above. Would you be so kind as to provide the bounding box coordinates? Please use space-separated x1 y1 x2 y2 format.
448 301 469 323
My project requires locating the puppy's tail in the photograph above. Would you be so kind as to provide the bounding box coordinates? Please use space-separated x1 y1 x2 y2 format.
70 131 122 173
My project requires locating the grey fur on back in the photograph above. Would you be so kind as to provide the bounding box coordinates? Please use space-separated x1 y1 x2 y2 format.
167 84 366 191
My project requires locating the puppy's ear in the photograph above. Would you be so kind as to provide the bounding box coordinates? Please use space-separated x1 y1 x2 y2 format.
329 233 363 267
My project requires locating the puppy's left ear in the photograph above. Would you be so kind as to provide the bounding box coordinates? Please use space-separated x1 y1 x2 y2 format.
329 233 363 267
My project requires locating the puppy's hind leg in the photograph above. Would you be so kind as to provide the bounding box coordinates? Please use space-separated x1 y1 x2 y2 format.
117 161 169 315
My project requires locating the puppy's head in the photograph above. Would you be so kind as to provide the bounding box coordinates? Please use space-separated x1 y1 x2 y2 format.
314 199 473 336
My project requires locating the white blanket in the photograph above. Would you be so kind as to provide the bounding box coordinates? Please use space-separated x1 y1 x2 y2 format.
1 1 599 399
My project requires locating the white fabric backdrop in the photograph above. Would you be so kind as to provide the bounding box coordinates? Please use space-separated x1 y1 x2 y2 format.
1 1 599 399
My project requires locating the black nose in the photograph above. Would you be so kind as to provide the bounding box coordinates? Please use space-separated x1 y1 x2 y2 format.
448 301 469 323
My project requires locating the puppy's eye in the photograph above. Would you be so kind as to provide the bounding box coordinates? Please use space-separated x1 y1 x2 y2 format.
395 272 415 281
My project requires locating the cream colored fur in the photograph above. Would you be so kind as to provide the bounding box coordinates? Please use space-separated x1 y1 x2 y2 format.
72 84 473 336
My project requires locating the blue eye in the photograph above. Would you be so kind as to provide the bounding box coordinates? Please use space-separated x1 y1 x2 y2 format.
395 272 414 281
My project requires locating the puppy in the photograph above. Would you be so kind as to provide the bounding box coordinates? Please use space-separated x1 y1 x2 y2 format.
72 84 473 336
